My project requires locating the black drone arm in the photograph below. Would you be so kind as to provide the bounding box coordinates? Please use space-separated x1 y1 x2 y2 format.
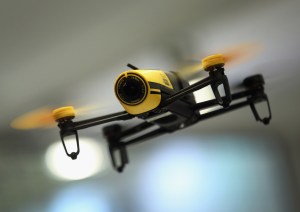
103 77 272 172
56 71 271 173
103 122 168 172
163 67 231 107
57 111 133 160
195 94 271 124
193 82 271 124
73 111 133 130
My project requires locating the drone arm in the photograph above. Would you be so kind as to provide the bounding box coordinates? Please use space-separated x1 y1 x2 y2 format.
103 121 167 172
193 87 271 125
192 89 254 111
162 77 211 106
163 68 231 107
104 90 271 172
120 88 271 148
123 128 168 147
73 111 133 131
121 121 154 137
57 111 133 160
249 93 272 124
195 100 250 122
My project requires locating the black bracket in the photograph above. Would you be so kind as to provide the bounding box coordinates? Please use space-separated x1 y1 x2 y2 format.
103 124 129 173
243 74 272 125
55 72 271 173
58 119 80 160
56 111 132 161
162 67 231 109
248 94 272 125
209 67 232 107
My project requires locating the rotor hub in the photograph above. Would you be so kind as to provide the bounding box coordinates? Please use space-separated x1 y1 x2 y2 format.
202 54 225 71
52 106 76 122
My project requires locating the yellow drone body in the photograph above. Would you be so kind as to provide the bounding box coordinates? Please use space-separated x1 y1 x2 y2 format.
114 70 174 115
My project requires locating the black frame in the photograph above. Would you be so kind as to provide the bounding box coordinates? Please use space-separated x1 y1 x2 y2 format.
56 67 271 172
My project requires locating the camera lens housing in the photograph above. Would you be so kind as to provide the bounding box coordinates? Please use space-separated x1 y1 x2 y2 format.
115 74 148 105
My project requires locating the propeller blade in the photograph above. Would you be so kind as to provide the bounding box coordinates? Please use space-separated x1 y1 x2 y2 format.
11 107 56 130
10 104 105 130
220 42 263 67
175 42 263 80
176 62 204 80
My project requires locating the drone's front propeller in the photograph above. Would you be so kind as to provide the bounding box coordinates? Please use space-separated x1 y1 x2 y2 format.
10 105 99 130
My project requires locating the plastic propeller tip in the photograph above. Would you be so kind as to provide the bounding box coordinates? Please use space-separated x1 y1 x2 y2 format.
220 42 263 67
10 108 56 130
10 104 107 130
175 42 263 79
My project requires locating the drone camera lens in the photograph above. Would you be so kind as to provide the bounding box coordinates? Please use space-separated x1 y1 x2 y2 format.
116 74 147 105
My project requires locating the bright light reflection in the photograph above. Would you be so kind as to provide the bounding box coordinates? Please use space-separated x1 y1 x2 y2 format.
48 183 111 212
136 139 207 212
45 137 106 180
136 136 285 212
189 79 217 114
189 79 215 102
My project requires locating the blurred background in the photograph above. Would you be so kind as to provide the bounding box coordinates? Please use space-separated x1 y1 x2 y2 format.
1 0 300 211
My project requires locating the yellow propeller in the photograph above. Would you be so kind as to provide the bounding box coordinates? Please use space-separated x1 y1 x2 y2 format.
177 42 263 78
11 105 100 130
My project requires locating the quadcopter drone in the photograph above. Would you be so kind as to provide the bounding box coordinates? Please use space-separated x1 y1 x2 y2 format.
51 53 271 172
12 49 272 173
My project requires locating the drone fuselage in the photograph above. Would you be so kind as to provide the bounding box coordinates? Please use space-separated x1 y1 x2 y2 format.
115 69 199 132
54 63 271 172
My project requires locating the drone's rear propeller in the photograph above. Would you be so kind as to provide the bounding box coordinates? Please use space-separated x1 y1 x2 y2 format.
176 42 263 79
